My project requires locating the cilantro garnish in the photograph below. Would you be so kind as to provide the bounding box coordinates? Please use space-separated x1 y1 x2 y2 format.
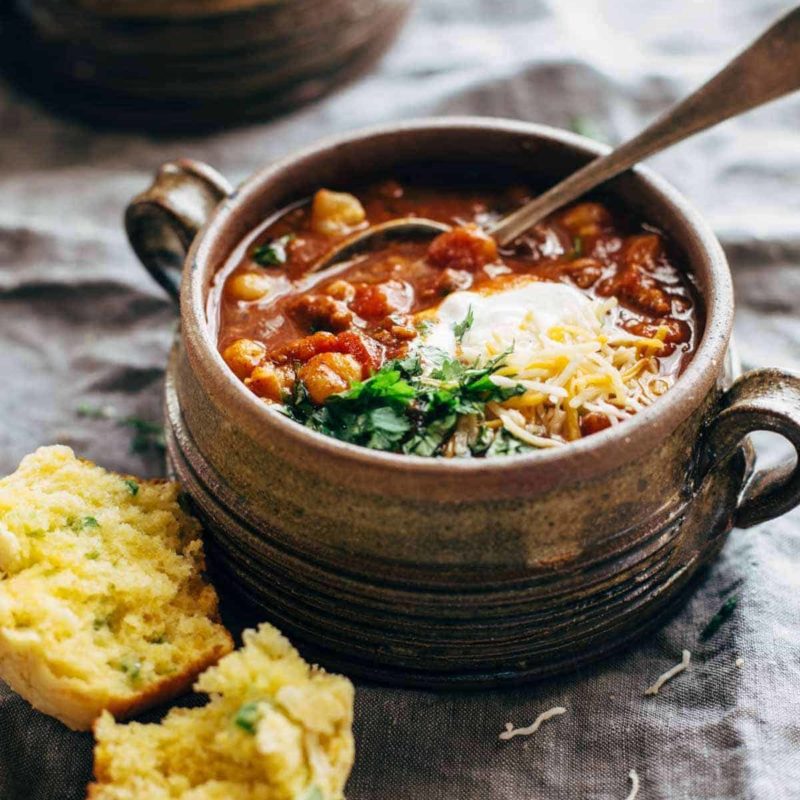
124 479 139 497
252 234 295 267
283 348 525 457
453 306 474 343
234 702 261 734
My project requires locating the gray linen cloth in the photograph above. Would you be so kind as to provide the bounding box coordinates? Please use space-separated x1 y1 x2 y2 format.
2 1 800 798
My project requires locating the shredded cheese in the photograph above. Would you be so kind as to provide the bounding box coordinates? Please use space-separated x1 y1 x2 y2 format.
624 769 641 800
644 649 691 696
416 279 673 448
498 706 566 741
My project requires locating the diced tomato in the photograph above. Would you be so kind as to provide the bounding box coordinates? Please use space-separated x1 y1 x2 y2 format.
334 331 385 376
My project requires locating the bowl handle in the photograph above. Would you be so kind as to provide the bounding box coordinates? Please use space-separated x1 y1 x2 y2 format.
125 159 232 305
704 368 800 528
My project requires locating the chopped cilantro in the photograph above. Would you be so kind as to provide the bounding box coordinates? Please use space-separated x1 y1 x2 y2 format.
86 550 100 560
124 479 139 496
700 595 739 641
93 616 110 630
26 529 45 539
453 305 474 343
283 347 525 457
234 701 261 734
252 234 295 266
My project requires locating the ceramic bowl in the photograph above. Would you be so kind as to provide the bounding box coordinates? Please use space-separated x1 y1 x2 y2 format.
7 0 412 130
125 118 800 685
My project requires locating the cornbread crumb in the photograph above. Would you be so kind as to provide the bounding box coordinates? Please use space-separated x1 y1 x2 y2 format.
89 624 355 800
0 445 233 730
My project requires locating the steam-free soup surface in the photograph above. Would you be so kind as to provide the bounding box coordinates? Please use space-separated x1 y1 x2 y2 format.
212 179 700 457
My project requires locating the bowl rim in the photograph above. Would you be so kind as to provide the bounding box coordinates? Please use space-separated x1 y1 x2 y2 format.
181 116 733 477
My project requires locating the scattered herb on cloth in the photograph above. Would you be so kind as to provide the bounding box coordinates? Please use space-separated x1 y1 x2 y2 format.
700 595 739 641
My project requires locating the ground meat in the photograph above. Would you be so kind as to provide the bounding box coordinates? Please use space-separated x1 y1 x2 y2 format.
597 266 672 316
579 412 613 436
427 225 498 271
288 294 354 332
350 280 413 319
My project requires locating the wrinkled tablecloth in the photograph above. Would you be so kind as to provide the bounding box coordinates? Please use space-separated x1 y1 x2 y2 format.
2 1 800 798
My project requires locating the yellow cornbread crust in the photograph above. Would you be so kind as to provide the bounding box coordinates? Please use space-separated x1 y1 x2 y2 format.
88 624 355 800
0 445 233 731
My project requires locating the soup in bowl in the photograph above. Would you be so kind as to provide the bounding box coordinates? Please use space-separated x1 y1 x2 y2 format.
126 119 800 685
215 181 700 456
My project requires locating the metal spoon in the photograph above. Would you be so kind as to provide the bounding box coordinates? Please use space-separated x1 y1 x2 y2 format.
313 6 800 271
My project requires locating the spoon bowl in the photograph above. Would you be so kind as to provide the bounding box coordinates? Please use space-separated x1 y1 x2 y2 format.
310 217 449 272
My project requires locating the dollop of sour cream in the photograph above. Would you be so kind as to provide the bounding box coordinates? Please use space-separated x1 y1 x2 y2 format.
417 278 604 362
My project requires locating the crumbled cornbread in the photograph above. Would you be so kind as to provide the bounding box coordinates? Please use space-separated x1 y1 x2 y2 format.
89 624 355 800
0 445 233 730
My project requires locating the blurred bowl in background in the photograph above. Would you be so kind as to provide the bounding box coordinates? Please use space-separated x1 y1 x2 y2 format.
5 0 413 131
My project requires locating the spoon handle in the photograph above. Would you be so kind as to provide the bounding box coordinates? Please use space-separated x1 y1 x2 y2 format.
491 6 800 246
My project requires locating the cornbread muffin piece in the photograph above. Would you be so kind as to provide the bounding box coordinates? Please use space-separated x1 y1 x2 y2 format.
89 624 355 800
0 445 233 731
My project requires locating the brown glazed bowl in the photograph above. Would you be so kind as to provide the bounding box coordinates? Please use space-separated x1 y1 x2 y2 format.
126 118 800 686
7 0 412 131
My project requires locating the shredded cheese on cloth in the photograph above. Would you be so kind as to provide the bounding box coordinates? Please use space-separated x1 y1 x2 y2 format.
624 769 641 800
498 706 567 741
644 649 691 696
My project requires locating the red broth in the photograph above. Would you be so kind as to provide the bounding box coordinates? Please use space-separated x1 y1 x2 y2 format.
210 179 701 456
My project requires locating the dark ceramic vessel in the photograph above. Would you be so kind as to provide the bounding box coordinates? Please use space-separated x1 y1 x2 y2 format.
126 119 800 686
8 0 412 131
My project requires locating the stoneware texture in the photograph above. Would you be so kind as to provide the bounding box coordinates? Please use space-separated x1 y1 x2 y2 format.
126 118 800 686
7 0 412 131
